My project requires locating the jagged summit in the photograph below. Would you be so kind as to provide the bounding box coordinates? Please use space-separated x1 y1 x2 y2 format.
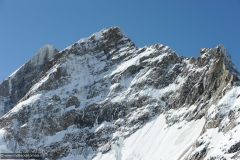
198 44 238 76
63 27 135 55
77 27 128 44
67 27 237 73
200 45 231 62
0 27 240 160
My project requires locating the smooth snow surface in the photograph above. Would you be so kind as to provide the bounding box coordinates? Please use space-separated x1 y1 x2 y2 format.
94 115 205 160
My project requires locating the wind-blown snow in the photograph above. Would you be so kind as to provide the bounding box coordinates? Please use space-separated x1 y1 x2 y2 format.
0 97 6 117
8 76 13 95
30 44 56 66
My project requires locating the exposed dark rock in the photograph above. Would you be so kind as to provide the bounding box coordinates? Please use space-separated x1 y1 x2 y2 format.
228 142 240 153
52 95 61 101
187 146 207 160
66 96 80 108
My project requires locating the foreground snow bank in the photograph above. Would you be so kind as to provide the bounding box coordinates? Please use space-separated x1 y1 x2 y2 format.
94 115 205 160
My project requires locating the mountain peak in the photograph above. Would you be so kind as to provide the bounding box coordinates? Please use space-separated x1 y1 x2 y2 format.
199 45 237 71
84 26 124 42
200 45 231 61
1 28 240 160
64 27 135 56
73 27 128 45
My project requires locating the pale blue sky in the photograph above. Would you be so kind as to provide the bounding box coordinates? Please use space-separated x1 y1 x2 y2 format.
0 0 240 81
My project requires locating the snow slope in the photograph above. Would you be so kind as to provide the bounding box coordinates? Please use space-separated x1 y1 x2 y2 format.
94 114 205 160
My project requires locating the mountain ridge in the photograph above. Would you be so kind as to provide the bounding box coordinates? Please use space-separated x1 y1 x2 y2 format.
0 27 240 160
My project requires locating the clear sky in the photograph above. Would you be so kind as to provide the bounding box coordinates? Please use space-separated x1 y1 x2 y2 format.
0 0 240 81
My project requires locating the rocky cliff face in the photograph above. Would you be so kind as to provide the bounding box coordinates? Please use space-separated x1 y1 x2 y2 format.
0 45 59 116
0 27 239 160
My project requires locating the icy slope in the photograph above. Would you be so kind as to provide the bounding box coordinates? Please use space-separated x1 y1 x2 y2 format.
94 114 205 160
0 27 239 160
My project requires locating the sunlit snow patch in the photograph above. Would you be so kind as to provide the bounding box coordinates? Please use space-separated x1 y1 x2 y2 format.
94 115 205 160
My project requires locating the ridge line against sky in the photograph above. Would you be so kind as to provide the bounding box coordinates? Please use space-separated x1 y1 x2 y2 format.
0 0 240 81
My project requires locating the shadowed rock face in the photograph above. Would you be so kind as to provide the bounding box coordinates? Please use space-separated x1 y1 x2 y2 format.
0 27 239 160
0 45 59 115
0 80 9 97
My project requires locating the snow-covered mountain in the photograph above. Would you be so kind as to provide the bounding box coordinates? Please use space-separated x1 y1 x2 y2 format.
0 27 240 160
